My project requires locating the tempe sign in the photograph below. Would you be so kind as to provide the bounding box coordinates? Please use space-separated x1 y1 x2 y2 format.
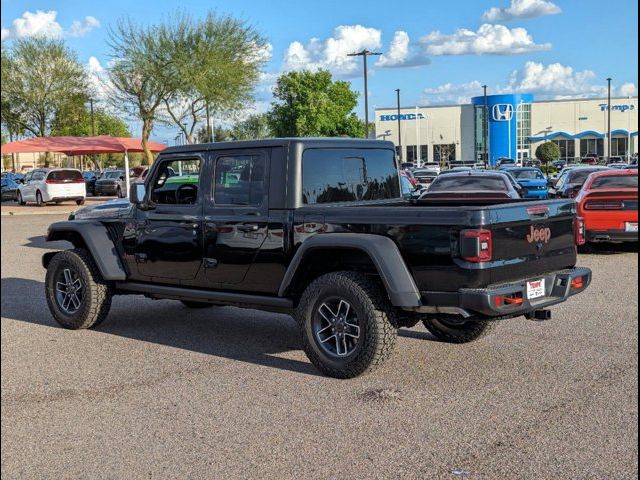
380 113 425 121
599 103 635 112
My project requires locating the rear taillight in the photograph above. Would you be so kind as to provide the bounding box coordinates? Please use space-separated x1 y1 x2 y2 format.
46 179 84 184
574 216 586 245
584 200 624 210
460 229 492 262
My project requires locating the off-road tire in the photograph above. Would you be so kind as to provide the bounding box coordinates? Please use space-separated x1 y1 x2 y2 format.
45 248 113 329
422 315 495 344
180 300 214 308
35 190 44 207
296 271 397 379
17 191 25 205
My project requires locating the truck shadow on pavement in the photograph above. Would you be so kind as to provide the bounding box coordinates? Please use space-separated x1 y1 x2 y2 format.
578 242 638 255
1 277 325 377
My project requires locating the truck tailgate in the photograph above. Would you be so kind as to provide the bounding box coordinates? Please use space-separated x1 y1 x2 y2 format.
487 200 577 285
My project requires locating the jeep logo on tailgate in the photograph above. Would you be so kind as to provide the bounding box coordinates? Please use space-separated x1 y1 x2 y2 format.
527 225 551 244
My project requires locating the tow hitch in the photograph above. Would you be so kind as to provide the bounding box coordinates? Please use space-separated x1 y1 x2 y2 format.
525 309 552 321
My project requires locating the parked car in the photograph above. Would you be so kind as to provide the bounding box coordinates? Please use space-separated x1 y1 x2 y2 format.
551 160 567 170
496 157 517 168
400 162 415 170
581 153 600 165
94 170 126 197
419 170 522 200
523 159 542 168
607 162 631 170
411 168 438 188
500 167 548 199
576 169 638 243
439 167 472 175
82 171 100 196
548 166 610 198
420 161 441 174
1 177 20 201
42 138 591 379
17 168 86 206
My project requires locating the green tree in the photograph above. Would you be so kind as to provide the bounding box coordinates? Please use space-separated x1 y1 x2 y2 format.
268 70 366 138
51 107 131 138
229 113 272 140
535 141 560 175
1 37 88 138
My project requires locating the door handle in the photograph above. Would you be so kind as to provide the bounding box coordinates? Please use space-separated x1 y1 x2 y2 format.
181 222 200 229
237 223 259 232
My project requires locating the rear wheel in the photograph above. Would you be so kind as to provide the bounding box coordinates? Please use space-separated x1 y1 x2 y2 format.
422 315 495 344
296 271 397 379
180 300 214 309
35 190 44 207
45 249 113 329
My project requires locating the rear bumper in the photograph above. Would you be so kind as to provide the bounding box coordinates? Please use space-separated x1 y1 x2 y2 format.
417 267 592 317
587 229 638 242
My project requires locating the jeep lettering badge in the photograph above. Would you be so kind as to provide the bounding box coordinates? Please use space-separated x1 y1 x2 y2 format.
527 225 552 244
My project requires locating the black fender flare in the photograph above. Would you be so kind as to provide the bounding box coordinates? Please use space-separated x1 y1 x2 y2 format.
278 233 421 307
43 221 127 281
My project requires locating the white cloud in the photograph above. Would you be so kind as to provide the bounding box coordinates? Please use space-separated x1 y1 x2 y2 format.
502 61 600 96
482 0 561 22
86 56 111 102
376 31 430 68
618 82 638 97
1 10 100 41
67 16 101 38
419 24 551 56
421 80 485 105
282 25 382 76
420 62 639 104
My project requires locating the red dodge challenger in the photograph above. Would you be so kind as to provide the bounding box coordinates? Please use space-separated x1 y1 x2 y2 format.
576 169 638 243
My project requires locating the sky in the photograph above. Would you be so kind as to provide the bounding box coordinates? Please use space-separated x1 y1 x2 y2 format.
2 0 638 143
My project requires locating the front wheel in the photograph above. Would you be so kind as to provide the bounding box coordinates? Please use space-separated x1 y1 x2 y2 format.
116 187 123 198
45 249 113 329
296 271 397 379
422 316 495 344
17 191 26 205
76 198 85 206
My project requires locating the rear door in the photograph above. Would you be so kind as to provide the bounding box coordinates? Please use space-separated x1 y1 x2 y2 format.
201 148 270 287
489 200 577 284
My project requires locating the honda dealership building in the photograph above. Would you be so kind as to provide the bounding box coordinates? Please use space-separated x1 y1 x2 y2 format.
375 94 638 166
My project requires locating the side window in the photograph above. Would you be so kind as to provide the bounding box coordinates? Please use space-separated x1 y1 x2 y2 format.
213 154 266 206
149 158 201 205
33 172 46 181
555 172 567 189
302 148 400 204
24 172 33 182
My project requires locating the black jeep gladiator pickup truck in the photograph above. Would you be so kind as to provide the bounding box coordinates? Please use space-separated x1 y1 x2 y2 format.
43 138 591 378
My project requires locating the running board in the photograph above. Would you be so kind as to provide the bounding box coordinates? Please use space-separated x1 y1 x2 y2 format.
115 282 294 310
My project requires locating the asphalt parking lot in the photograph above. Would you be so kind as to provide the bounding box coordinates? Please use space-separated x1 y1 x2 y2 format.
1 214 638 479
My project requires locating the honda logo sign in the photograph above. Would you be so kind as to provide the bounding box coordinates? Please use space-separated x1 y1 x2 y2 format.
492 104 513 121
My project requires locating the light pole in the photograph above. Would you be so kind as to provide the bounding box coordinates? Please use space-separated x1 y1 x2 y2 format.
395 88 402 161
89 98 96 136
347 49 382 138
482 85 488 165
606 78 612 160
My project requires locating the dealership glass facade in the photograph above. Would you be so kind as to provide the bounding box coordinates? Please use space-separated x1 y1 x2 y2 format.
474 106 487 162
552 137 576 161
611 137 628 157
516 103 532 161
580 138 604 158
434 144 456 164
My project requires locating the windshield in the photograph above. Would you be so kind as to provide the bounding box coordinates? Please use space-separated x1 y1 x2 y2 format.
510 169 544 180
569 169 604 185
103 171 123 179
429 176 508 192
591 175 638 189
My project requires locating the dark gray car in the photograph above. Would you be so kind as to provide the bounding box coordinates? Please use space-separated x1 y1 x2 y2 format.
94 170 126 197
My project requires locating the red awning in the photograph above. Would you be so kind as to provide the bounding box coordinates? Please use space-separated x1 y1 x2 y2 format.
0 135 167 156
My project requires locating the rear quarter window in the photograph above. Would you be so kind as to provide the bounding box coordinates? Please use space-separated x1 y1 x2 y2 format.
302 148 400 204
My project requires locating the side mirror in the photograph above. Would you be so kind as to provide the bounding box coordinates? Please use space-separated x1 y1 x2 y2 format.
130 183 146 205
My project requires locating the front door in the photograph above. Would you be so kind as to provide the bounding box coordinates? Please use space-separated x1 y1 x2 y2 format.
201 149 270 287
134 156 204 282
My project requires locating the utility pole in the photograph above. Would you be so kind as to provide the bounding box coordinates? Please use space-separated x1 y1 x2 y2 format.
606 78 612 160
482 85 488 165
395 88 402 161
206 103 212 143
89 98 96 136
347 49 382 138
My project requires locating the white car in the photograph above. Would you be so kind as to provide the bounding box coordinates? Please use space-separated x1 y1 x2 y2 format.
17 168 86 206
